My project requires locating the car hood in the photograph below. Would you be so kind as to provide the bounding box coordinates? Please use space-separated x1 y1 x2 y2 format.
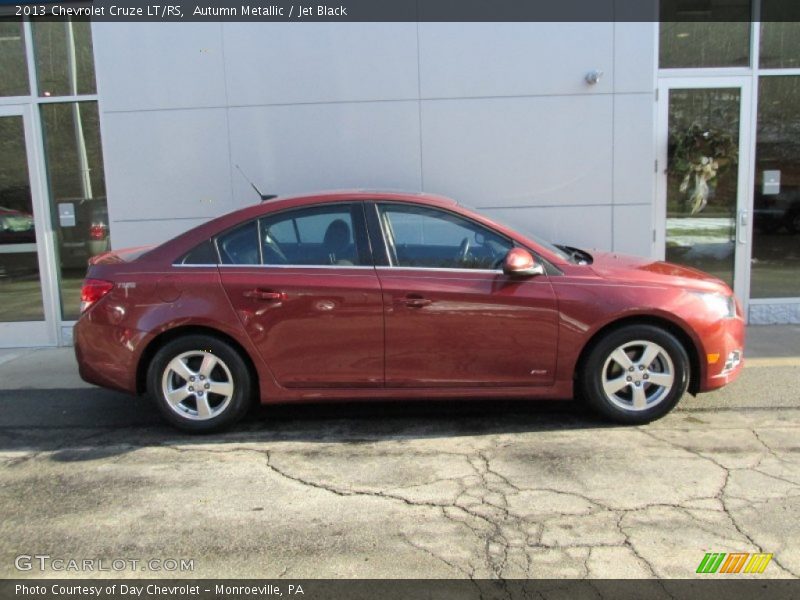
587 251 730 293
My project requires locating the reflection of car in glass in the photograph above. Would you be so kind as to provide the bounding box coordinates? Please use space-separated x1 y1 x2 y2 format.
59 198 110 269
754 187 800 234
0 206 35 244
0 205 37 280
75 191 745 433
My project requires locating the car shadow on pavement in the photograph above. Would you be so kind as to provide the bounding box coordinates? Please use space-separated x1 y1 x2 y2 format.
0 387 621 462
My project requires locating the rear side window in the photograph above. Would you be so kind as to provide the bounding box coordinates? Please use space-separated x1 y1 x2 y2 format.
212 203 370 267
260 204 369 266
179 239 218 265
217 221 260 265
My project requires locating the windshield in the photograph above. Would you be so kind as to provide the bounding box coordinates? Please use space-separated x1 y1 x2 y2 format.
467 206 575 262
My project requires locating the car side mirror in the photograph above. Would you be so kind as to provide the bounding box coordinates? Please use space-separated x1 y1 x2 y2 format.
502 248 545 277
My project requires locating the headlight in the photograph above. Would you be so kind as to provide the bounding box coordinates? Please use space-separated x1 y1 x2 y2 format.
691 291 736 319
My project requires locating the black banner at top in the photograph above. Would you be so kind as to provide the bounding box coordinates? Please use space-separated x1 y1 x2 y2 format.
2 0 800 22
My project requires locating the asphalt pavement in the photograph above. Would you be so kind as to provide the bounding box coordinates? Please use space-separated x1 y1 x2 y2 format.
0 325 798 579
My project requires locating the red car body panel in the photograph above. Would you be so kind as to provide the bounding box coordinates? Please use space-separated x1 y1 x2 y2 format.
377 268 558 387
219 266 384 388
74 190 745 406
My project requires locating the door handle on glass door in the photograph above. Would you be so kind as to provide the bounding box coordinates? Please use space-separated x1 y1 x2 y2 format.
738 211 747 244
243 289 285 301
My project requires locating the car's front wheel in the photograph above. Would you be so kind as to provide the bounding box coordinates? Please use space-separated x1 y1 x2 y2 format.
147 334 253 433
580 324 690 424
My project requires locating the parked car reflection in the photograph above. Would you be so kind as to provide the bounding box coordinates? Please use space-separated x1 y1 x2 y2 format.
0 205 35 244
754 187 800 234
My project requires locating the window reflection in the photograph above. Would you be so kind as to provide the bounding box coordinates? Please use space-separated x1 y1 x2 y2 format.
0 116 44 322
751 76 800 298
665 88 741 287
659 0 751 69
660 22 750 68
760 22 800 68
0 18 30 97
32 20 96 97
40 102 109 320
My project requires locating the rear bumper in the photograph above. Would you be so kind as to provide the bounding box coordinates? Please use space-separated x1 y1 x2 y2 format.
74 315 144 394
697 316 746 392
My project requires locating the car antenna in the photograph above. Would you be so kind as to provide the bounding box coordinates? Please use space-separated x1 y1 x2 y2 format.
234 164 277 202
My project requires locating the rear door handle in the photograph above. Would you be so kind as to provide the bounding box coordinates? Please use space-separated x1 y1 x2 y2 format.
399 295 432 308
243 289 285 301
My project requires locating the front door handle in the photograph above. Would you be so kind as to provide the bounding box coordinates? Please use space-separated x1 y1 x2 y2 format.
399 295 432 308
243 289 285 302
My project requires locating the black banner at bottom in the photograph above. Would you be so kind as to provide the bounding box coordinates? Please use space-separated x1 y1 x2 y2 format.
1 579 799 600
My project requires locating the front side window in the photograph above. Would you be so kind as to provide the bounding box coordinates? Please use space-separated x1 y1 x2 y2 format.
378 204 513 270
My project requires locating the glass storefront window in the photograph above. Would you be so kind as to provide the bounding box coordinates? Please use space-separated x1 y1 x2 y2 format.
751 76 800 299
659 0 752 69
40 102 109 320
760 23 800 68
0 115 45 322
0 18 30 96
665 88 741 287
32 20 97 97
660 22 751 68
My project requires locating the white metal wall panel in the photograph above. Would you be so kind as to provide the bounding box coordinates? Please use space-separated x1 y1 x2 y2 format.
93 22 656 253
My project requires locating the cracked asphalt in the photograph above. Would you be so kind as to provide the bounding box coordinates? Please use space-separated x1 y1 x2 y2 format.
0 338 799 580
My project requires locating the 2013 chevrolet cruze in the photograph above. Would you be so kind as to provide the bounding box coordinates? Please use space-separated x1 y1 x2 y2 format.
74 191 744 432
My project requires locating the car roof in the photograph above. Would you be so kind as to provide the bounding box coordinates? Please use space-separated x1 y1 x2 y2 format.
263 189 457 208
213 189 459 228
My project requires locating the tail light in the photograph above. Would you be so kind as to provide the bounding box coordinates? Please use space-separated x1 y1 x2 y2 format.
89 223 107 241
80 279 114 313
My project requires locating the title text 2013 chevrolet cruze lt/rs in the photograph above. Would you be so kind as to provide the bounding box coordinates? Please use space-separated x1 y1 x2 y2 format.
74 191 744 432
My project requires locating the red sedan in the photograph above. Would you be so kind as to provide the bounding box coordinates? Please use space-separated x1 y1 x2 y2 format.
74 191 744 432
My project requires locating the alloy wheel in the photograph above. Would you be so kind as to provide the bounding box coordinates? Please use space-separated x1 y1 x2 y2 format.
161 351 235 420
601 340 675 412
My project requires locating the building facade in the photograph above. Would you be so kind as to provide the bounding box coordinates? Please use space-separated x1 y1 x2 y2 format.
0 14 798 347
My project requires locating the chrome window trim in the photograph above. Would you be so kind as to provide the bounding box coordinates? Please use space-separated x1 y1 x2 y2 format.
172 263 379 270
375 266 503 275
171 263 506 275
171 263 219 268
216 263 377 270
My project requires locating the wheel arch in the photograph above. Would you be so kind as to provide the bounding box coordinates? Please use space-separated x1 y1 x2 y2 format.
136 325 260 398
574 314 703 395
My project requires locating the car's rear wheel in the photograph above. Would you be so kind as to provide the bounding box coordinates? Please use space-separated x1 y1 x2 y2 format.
580 325 689 424
147 335 252 433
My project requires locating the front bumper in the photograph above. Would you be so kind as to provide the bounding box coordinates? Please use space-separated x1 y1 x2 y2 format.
698 316 745 392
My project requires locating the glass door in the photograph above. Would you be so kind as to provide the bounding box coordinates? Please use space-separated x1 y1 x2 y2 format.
0 105 58 346
657 78 753 307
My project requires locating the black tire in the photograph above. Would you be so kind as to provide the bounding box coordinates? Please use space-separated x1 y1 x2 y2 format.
147 334 253 433
579 324 690 424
